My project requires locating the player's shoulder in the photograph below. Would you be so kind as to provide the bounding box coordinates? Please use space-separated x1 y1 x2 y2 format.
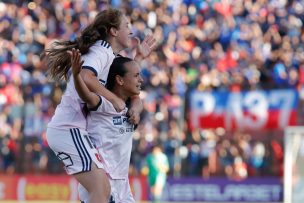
82 40 115 65
90 40 115 56
96 95 115 111
96 95 127 115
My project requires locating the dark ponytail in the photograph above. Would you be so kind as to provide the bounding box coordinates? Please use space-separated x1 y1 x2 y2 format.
45 8 123 82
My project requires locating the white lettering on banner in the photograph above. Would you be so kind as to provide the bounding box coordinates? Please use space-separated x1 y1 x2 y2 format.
269 90 295 128
194 184 225 201
191 92 215 127
225 93 243 130
167 183 282 201
169 184 194 201
169 184 224 201
271 185 282 200
0 182 5 199
224 184 275 201
242 92 268 129
17 177 26 200
226 92 268 130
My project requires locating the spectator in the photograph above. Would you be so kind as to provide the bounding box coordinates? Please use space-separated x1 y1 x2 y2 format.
146 143 169 202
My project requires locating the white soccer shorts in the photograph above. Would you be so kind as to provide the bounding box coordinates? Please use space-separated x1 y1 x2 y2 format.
78 177 135 203
46 127 105 175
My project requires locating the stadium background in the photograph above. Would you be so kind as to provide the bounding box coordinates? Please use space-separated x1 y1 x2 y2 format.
0 0 304 202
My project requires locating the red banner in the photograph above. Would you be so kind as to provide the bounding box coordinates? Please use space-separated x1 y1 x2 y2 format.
18 175 79 201
0 175 78 201
129 176 149 201
190 89 299 130
0 175 148 201
0 175 18 200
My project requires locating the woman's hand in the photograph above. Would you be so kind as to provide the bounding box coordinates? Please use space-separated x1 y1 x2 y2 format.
127 107 140 125
127 96 143 125
134 34 158 61
68 48 84 76
68 48 100 109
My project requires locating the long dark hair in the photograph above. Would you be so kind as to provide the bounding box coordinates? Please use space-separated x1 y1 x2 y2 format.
106 56 133 91
45 8 123 81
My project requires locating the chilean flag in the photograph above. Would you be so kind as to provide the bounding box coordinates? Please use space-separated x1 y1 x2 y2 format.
190 89 298 131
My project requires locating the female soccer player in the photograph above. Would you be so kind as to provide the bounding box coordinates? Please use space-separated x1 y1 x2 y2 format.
70 48 142 203
45 8 156 203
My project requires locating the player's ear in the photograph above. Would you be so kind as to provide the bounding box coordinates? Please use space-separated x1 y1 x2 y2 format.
115 75 124 86
109 27 118 37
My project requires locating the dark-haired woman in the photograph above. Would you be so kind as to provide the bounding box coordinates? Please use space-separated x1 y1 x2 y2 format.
70 49 142 203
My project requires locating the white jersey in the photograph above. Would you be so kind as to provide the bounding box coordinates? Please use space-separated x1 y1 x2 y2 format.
88 96 135 180
48 40 115 131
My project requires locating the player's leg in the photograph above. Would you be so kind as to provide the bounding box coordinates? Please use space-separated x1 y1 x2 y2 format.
104 178 134 203
152 175 166 202
46 127 110 203
79 175 114 203
74 163 111 203
70 128 111 203
148 177 156 202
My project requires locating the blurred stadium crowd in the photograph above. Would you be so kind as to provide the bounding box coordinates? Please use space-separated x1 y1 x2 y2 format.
0 0 304 180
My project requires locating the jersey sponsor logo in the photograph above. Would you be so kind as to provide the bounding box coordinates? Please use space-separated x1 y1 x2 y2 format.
122 117 129 123
113 116 122 125
119 127 125 134
126 127 134 132
113 116 130 125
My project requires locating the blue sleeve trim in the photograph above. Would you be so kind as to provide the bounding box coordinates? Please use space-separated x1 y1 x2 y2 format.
82 66 98 77
88 95 102 111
